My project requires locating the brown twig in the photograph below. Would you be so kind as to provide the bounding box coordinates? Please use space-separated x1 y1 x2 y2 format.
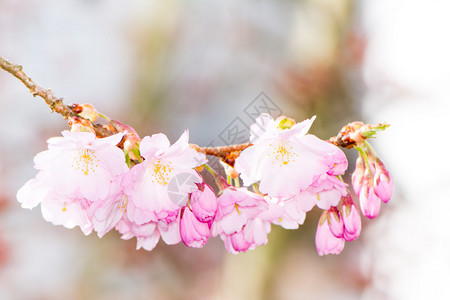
0 56 113 138
199 143 252 167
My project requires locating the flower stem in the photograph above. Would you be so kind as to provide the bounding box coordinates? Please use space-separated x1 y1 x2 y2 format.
98 112 112 122
363 140 378 157
203 164 216 177
355 145 372 174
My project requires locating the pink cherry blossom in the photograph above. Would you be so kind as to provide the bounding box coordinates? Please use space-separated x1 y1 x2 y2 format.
119 131 206 251
234 114 347 198
293 174 348 212
45 196 93 235
116 211 182 251
18 175 128 237
220 218 271 254
17 131 128 236
17 173 48 210
211 186 273 253
315 210 345 256
122 130 206 226
261 197 306 230
34 131 127 201
116 215 161 251
212 187 267 236
17 177 93 235
179 207 210 248
298 134 348 176
88 190 128 238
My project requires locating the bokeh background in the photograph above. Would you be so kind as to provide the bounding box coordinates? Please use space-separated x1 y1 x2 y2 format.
0 0 449 299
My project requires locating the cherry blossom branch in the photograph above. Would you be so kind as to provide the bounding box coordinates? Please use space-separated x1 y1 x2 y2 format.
0 56 386 165
0 56 113 138
8 57 392 256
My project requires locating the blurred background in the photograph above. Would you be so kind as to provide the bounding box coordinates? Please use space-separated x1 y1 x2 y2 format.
0 0 449 299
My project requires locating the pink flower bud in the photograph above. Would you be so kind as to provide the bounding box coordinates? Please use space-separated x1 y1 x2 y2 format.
352 155 365 196
315 211 345 256
191 183 217 223
341 194 361 241
179 207 210 248
373 158 393 203
359 170 381 219
326 206 344 238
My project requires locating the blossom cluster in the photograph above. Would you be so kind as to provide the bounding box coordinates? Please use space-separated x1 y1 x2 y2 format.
17 112 392 255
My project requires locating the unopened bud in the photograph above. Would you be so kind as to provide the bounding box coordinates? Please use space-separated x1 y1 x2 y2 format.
338 121 364 137
190 183 217 223
341 194 361 241
315 210 345 256
180 207 210 248
72 103 99 122
373 157 393 203
336 121 389 147
352 155 365 196
359 169 381 219
275 116 296 130
326 206 344 238
68 116 95 133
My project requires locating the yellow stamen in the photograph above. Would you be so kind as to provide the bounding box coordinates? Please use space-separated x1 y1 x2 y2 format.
72 149 99 176
118 197 128 213
235 203 241 215
267 144 298 167
149 160 173 185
